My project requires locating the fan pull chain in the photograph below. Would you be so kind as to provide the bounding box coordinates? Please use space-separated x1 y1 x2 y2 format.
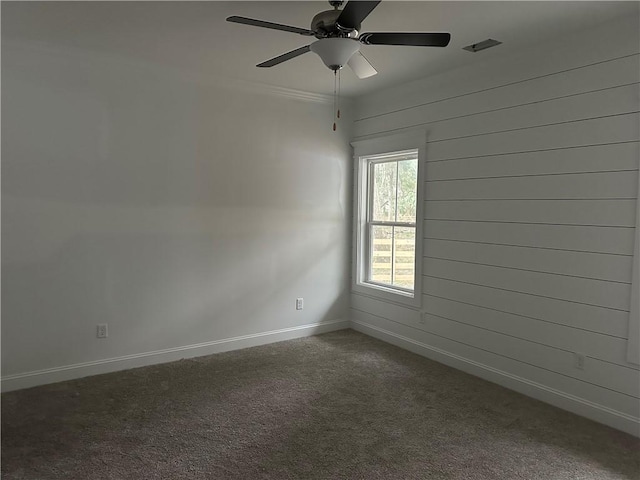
337 68 341 120
332 69 342 132
333 70 337 131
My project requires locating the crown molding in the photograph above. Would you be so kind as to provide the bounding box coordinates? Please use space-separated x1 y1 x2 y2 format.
228 78 335 105
4 39 336 105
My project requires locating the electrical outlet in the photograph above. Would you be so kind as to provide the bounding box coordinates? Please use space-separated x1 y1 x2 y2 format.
573 352 585 370
296 298 304 310
97 324 108 339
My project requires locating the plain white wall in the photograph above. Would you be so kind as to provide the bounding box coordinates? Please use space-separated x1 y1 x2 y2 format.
1 38 353 387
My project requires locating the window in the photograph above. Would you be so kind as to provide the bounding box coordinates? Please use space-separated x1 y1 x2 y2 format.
352 133 425 307
367 152 418 291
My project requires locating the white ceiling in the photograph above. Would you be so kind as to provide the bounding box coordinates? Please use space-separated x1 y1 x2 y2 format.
3 1 638 98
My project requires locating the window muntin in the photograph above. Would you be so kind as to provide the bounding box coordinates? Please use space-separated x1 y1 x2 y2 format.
364 151 418 293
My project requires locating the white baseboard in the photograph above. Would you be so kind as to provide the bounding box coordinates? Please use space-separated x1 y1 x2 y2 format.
1 319 349 393
351 319 640 438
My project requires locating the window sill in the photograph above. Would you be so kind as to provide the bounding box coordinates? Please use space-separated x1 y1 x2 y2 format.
352 281 420 309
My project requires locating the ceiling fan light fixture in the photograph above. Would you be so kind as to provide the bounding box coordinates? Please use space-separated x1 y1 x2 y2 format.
310 38 360 70
228 1 451 75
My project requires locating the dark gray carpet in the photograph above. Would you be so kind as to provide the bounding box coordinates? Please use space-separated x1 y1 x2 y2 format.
2 329 639 479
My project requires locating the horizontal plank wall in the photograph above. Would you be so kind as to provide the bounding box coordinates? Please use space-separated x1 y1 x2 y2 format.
350 15 640 436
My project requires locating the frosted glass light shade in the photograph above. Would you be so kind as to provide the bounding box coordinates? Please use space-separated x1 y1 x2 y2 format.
310 38 361 70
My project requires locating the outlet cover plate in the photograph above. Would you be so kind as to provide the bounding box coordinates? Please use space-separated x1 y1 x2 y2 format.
97 324 108 339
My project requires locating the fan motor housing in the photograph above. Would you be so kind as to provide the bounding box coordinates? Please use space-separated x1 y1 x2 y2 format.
311 9 359 37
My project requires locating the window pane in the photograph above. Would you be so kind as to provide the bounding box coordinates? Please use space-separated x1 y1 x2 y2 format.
371 161 397 222
397 159 417 223
393 227 415 290
370 225 392 285
362 150 419 295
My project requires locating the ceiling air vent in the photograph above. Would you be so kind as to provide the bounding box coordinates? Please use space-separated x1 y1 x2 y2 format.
463 39 502 53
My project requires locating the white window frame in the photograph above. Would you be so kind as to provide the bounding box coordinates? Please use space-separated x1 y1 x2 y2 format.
351 131 426 308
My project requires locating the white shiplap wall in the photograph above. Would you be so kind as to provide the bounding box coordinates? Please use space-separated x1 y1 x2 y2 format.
350 15 640 436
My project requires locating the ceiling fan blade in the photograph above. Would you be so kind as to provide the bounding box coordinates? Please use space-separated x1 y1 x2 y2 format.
359 32 451 47
336 1 381 30
257 45 312 68
348 51 377 79
227 16 315 36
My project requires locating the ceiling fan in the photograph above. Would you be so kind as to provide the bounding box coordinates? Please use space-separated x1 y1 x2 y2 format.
227 0 451 79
